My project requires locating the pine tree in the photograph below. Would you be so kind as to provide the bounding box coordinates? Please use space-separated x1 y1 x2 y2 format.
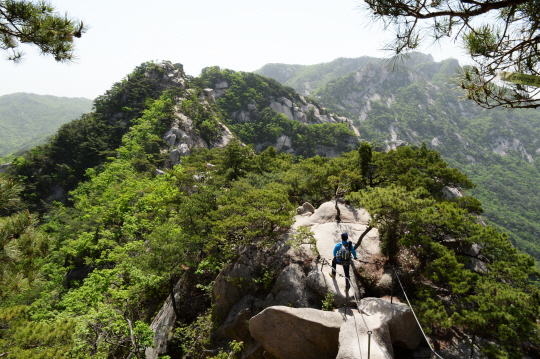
1 0 85 62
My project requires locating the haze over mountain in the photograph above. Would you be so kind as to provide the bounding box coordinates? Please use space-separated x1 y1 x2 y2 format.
256 53 540 261
0 93 92 157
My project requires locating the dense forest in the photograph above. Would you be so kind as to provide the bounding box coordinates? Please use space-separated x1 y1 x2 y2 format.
1 61 539 358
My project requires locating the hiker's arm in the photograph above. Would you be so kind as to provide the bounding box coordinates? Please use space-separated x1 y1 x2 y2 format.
333 243 339 257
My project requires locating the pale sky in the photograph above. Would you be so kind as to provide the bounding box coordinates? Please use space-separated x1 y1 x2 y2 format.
0 0 469 100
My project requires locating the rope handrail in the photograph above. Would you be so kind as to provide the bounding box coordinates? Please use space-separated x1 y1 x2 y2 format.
320 257 391 359
320 258 364 358
354 258 443 359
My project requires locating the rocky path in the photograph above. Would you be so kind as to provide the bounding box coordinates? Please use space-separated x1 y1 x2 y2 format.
294 201 380 307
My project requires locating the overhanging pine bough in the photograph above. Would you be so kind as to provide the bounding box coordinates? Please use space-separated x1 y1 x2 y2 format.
0 0 85 62
362 0 540 109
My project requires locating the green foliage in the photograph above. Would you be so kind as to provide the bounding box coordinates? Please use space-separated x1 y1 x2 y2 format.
0 210 50 300
213 341 244 359
230 108 356 157
173 309 215 358
200 66 301 114
321 292 335 311
8 62 180 212
287 226 318 255
252 265 275 290
211 180 294 249
0 93 92 157
180 92 222 144
0 176 22 215
1 58 539 359
0 1 86 62
199 67 357 157
0 305 76 358
348 185 433 262
0 177 49 302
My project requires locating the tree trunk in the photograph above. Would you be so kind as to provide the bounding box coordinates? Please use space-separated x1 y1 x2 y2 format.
335 198 341 222
354 225 372 250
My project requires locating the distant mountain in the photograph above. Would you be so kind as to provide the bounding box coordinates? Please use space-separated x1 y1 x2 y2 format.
254 57 376 96
0 93 93 157
256 54 540 262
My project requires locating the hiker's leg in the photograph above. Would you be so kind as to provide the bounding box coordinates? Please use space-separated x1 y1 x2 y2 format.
331 257 337 275
344 264 350 290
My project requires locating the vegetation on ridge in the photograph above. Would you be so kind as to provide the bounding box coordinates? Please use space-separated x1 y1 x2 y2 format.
0 61 538 358
263 55 540 264
199 66 358 157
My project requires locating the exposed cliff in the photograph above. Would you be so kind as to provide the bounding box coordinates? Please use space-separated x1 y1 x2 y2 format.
200 67 360 158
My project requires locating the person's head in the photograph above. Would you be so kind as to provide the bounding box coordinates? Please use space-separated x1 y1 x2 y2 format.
341 233 348 241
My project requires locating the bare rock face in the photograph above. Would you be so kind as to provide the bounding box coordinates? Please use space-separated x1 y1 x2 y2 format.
296 202 315 215
249 306 346 359
213 260 257 322
0 163 10 173
274 135 292 152
169 149 181 165
368 267 394 297
212 244 317 323
144 61 185 89
305 264 360 307
221 295 255 342
145 279 183 359
162 107 234 167
214 80 229 98
359 297 423 350
240 341 277 359
302 202 315 213
267 263 319 309
337 314 394 359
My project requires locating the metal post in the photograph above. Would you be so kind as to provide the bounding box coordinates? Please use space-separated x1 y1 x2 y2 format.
367 330 372 359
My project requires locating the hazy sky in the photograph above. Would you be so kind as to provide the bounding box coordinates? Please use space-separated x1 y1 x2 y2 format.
0 0 469 100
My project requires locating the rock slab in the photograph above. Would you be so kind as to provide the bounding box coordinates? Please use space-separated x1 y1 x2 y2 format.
337 314 394 359
249 306 345 359
359 297 423 350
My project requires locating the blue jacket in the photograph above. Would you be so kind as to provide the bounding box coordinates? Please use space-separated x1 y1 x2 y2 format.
333 241 357 262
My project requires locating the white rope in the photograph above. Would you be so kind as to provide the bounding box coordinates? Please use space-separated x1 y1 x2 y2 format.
352 225 443 359
321 258 363 359
392 268 444 359
344 274 392 359
322 257 393 359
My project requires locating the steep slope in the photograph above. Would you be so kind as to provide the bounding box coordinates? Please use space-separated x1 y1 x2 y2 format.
199 66 360 157
0 93 92 157
258 55 540 262
6 62 187 210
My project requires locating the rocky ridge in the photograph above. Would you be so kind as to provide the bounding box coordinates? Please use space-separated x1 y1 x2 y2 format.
141 62 236 167
208 78 360 158
146 201 474 359
259 54 540 162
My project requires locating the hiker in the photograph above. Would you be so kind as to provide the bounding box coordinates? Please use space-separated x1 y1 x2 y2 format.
330 232 357 291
